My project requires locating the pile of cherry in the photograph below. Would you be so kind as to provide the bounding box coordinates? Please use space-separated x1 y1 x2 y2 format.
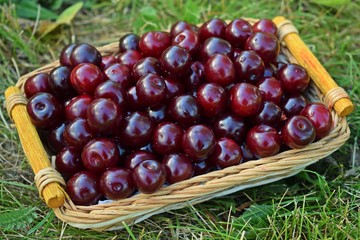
25 18 333 206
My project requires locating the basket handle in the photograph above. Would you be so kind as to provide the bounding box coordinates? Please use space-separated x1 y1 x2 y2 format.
272 16 354 117
5 86 65 208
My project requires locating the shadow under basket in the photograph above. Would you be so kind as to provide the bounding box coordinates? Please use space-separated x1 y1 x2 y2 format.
5 17 352 231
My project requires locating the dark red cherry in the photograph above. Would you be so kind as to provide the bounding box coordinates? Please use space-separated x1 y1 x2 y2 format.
81 138 120 173
200 37 233 61
241 143 255 161
94 80 127 111
212 113 247 143
136 73 167 107
160 46 191 77
164 78 185 100
132 57 162 81
119 33 140 52
132 160 166 194
168 95 201 127
55 147 83 179
119 111 154 148
245 32 279 63
87 98 122 134
205 54 235 86
147 104 168 124
281 94 307 118
49 66 76 100
24 73 52 98
234 50 264 84
163 153 193 184
170 21 194 37
65 94 93 121
182 124 215 161
193 160 214 176
172 29 200 57
100 167 135 200
184 61 205 90
70 43 102 67
246 125 281 158
116 50 142 69
253 19 278 35
250 101 282 127
197 83 227 118
70 63 104 95
100 55 117 70
229 83 263 117
281 115 315 149
59 43 77 67
104 63 133 89
139 31 171 58
124 150 158 171
46 122 67 152
63 118 93 149
66 170 101 205
26 92 63 129
153 122 183 155
210 138 243 169
278 64 310 94
225 18 253 48
257 77 283 105
198 18 227 42
300 103 332 139
126 86 145 111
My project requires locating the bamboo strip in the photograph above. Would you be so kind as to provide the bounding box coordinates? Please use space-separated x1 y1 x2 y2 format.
272 16 354 117
4 86 65 208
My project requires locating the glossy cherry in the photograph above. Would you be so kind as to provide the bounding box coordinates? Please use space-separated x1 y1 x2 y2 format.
46 122 67 152
81 138 120 173
163 153 193 184
212 113 247 143
210 138 243 169
182 124 215 161
63 118 93 149
136 73 167 107
164 78 185 100
94 80 127 111
168 95 201 127
250 101 282 127
278 64 310 94
139 31 171 58
252 19 278 35
66 170 101 205
234 50 264 84
281 115 315 149
132 160 166 194
49 66 76 100
26 92 63 129
119 111 154 148
246 125 281 158
300 103 332 139
70 63 104 95
126 86 145 111
184 61 205 90
172 29 200 57
132 57 162 81
225 18 253 48
170 21 194 37
205 54 235 86
281 94 307 118
116 50 142 69
198 18 227 42
119 33 140 52
153 122 183 155
124 150 158 171
55 147 83 179
257 77 283 104
200 37 233 61
104 63 133 89
100 55 117 70
100 167 135 200
147 104 169 124
70 43 102 67
59 43 77 67
24 73 52 98
196 83 227 117
229 83 263 117
193 160 214 176
245 32 279 63
160 46 191 77
65 94 93 121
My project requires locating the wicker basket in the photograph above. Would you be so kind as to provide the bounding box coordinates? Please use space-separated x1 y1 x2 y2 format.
4 16 352 231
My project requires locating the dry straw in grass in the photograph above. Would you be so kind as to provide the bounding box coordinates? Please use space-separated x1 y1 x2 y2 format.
4 16 353 231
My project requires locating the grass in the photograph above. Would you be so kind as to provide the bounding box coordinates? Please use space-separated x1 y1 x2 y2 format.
0 0 359 239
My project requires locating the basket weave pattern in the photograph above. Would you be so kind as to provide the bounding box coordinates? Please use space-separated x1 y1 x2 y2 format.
12 19 350 231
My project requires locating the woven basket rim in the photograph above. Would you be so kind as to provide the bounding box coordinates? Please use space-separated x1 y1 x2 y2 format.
14 17 350 231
